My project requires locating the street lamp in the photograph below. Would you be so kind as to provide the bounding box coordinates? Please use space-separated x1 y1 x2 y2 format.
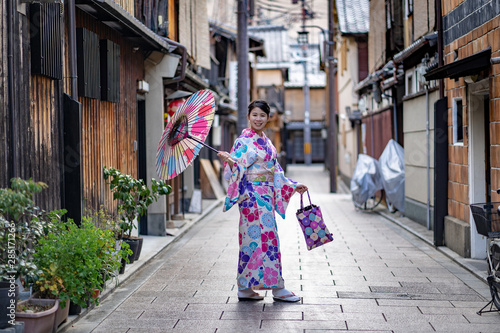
298 30 312 165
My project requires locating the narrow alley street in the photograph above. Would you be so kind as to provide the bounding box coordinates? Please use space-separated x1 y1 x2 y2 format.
64 165 500 333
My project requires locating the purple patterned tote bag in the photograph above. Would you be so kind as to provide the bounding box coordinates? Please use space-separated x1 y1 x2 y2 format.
296 191 334 251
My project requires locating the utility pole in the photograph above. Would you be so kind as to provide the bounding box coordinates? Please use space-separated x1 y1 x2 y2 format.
300 0 312 165
237 0 249 135
328 0 337 192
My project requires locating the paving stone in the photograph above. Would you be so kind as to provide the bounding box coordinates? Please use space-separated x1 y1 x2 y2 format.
341 291 484 302
125 329 216 333
376 299 453 307
429 322 500 332
417 306 480 315
303 311 384 322
304 331 392 333
369 285 441 294
263 303 342 313
138 310 222 320
384 312 469 326
185 303 265 312
174 319 261 330
261 319 347 330
87 327 129 333
301 285 372 292
341 303 421 314
221 310 303 320
449 300 492 308
215 328 290 333
95 318 178 329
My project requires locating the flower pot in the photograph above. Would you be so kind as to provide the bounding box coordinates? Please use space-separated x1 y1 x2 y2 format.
134 236 143 261
30 294 69 331
123 237 139 264
68 301 81 315
54 299 70 329
119 258 126 274
15 298 58 333
0 281 18 329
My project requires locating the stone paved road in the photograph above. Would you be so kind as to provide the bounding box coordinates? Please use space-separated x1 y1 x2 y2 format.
64 165 500 333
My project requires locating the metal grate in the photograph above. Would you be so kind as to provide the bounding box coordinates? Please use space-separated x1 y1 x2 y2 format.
100 39 120 103
76 28 100 99
30 3 63 80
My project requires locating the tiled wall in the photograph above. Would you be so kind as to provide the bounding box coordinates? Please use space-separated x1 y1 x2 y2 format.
442 2 500 223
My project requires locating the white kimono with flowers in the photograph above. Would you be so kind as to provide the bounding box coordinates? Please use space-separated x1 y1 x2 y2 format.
223 128 299 290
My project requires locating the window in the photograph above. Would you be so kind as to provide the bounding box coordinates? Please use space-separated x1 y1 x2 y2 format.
77 28 100 99
30 3 63 80
100 40 120 103
405 0 413 17
341 41 347 74
405 71 414 95
453 98 463 144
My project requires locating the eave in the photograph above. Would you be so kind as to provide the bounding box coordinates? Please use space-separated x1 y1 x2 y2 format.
75 0 177 53
424 48 492 81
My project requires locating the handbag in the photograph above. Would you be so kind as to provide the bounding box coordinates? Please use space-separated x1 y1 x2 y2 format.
296 191 334 251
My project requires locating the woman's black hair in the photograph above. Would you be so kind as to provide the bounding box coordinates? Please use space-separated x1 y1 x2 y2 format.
248 100 270 116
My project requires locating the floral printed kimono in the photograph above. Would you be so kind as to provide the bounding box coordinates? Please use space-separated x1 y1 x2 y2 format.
223 128 300 290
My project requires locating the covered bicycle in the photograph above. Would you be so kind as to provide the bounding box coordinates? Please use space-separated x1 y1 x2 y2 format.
350 154 384 210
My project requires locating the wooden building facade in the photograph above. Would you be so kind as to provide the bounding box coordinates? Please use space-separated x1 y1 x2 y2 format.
1 2 63 211
0 0 189 229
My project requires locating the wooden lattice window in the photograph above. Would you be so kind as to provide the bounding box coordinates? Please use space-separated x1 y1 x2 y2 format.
100 40 120 103
30 3 63 80
76 28 100 99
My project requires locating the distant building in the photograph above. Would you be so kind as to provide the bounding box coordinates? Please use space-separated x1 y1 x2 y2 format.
333 0 369 185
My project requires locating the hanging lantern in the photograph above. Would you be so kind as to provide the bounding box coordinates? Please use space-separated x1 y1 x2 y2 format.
165 98 185 125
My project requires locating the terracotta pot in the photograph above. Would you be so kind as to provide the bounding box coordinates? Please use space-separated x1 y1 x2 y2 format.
16 298 58 333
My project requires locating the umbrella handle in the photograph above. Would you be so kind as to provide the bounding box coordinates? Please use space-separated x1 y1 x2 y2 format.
187 135 235 163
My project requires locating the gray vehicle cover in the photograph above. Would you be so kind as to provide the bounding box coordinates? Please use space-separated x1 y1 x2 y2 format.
378 139 405 213
350 154 383 206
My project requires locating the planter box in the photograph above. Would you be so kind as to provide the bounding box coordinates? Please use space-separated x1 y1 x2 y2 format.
16 299 58 333
30 293 69 330
54 299 69 329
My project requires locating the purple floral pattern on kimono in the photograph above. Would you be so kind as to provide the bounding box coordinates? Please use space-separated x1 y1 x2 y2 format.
223 128 299 290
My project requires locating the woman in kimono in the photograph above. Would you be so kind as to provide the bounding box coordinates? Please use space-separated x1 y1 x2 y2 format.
218 100 308 302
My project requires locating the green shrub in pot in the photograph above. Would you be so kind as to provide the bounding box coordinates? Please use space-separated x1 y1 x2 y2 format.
0 178 64 283
103 167 171 237
33 220 131 308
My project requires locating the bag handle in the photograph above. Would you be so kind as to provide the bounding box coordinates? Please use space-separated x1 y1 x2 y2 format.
300 190 312 209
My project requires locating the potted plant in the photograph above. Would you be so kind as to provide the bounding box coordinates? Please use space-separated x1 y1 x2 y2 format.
82 206 131 274
32 219 131 315
15 298 59 333
103 167 171 261
84 205 124 244
30 263 69 329
0 178 61 329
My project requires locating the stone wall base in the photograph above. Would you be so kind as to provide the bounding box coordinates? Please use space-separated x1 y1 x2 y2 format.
444 215 470 258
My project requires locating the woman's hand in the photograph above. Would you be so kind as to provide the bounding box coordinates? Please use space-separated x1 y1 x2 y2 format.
217 151 234 169
296 184 308 194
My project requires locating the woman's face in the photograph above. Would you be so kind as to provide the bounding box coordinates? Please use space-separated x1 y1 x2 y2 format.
248 107 269 133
